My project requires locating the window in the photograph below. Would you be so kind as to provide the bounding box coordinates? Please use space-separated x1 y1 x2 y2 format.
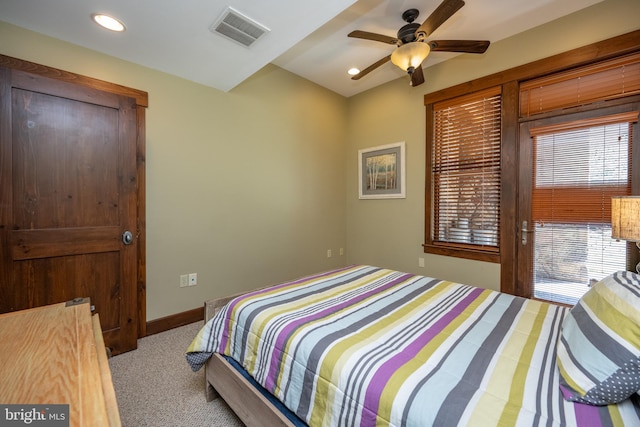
529 113 636 304
426 87 501 259
423 31 639 291
520 54 640 118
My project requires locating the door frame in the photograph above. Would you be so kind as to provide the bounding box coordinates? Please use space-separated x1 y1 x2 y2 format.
516 103 640 301
0 54 149 338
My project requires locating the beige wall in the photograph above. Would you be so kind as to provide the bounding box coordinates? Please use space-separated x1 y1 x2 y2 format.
345 0 640 291
0 22 348 321
1 0 638 320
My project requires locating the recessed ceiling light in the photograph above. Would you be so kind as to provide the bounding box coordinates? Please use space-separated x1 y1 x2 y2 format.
92 13 126 32
347 68 360 76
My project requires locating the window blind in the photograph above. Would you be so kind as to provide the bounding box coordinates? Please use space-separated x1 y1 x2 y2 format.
531 112 637 224
432 87 501 248
520 52 640 118
530 112 637 304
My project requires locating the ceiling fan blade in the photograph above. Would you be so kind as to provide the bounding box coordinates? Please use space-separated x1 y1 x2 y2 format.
348 30 398 45
410 65 425 87
351 55 392 80
428 40 490 53
416 0 465 38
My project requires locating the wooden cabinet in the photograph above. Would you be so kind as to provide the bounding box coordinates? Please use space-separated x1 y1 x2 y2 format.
0 300 121 426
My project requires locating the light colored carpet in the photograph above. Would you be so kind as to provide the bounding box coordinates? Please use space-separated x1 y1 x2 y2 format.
109 321 244 427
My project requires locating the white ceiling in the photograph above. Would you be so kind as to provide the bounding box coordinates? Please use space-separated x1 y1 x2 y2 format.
0 0 604 97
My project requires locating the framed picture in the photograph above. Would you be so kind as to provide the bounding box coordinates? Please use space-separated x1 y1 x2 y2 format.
358 142 406 199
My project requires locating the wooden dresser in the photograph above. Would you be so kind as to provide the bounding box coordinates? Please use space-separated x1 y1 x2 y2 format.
0 300 121 426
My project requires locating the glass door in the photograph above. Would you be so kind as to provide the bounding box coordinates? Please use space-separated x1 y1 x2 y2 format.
517 108 636 305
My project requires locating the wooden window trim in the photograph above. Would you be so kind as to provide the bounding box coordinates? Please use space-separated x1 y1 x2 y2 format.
426 87 502 260
424 30 640 106
423 30 640 294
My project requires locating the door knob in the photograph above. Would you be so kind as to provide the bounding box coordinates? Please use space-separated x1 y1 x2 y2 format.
122 230 134 245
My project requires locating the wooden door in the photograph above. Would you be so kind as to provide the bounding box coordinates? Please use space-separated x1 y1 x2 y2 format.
0 67 139 354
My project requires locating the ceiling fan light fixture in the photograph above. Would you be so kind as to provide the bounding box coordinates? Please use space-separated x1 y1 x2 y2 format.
391 42 430 73
347 68 360 76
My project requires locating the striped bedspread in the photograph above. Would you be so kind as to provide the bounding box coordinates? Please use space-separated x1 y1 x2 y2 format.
186 265 640 426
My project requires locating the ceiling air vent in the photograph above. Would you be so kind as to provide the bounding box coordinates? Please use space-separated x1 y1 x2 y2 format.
210 7 270 48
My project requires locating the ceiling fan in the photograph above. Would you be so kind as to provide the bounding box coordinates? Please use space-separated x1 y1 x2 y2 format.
348 0 490 87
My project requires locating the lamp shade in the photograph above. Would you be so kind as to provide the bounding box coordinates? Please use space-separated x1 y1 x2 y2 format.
390 42 430 72
611 196 640 241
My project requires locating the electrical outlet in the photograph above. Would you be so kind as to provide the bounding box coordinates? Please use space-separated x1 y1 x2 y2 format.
188 273 197 286
327 249 332 258
339 248 344 256
180 274 189 288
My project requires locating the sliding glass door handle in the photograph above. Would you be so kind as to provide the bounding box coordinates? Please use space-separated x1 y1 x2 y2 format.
521 221 534 245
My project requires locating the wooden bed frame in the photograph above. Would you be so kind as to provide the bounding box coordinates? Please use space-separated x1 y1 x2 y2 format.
204 292 297 427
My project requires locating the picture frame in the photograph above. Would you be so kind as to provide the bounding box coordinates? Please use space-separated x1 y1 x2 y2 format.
358 142 406 199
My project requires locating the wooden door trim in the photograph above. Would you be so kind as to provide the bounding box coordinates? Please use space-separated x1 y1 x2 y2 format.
0 55 148 107
516 102 640 299
0 67 12 314
11 70 123 108
0 54 148 338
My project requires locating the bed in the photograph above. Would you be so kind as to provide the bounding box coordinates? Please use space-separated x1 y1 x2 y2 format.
186 265 640 426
